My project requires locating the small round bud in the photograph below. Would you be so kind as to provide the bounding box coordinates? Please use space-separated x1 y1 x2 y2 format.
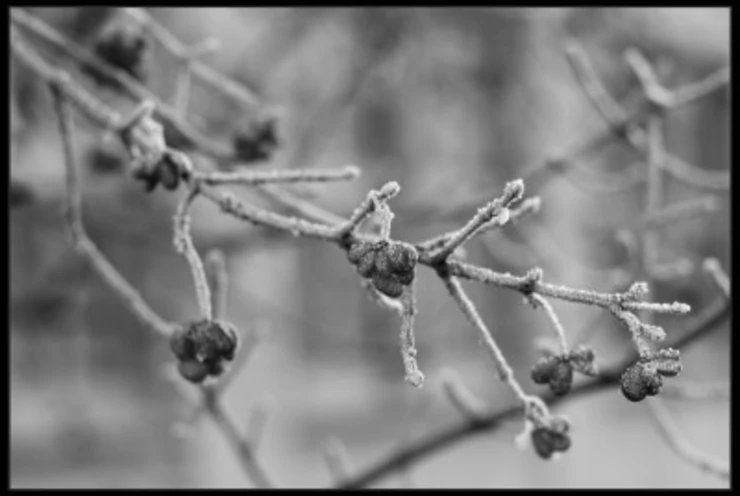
620 363 647 402
531 356 558 385
386 241 418 274
177 360 208 383
158 157 180 191
347 241 373 266
185 319 239 363
372 274 404 299
373 248 391 277
356 250 377 278
169 327 194 361
232 112 279 163
531 428 555 459
89 16 149 84
203 358 226 377
549 361 573 396
620 362 663 402
10 179 35 209
87 140 126 174
531 416 571 459
395 268 415 286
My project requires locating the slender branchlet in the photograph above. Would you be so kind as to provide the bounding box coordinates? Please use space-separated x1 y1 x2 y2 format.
702 258 730 299
643 196 719 228
193 164 360 186
646 397 729 479
439 368 488 422
245 394 275 451
400 285 424 388
205 250 228 321
564 37 729 192
48 79 173 337
660 380 729 401
671 66 730 108
336 181 401 236
124 7 261 108
659 156 729 191
321 437 354 485
174 186 213 320
256 184 346 226
418 196 541 255
339 296 729 488
428 179 524 263
196 185 340 241
447 261 689 315
624 48 673 109
11 8 235 160
529 294 568 355
202 393 274 488
442 276 528 404
564 40 632 130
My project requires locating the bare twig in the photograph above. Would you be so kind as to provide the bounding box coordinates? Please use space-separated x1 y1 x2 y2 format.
49 78 173 337
529 294 568 355
645 397 729 479
440 369 488 422
702 258 730 299
338 297 729 488
193 164 360 186
321 437 354 485
643 196 719 228
205 250 228 320
174 186 213 320
202 390 275 488
442 275 528 403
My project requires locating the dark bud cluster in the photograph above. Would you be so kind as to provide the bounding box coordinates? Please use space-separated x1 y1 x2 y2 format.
10 179 35 209
232 111 279 163
531 345 598 396
347 239 418 299
87 139 127 174
531 416 571 460
84 16 149 86
133 149 191 192
620 348 682 402
169 319 239 383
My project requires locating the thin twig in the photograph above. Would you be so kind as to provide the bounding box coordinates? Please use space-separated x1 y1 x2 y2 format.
49 78 173 337
643 196 719 228
645 397 729 479
702 258 730 299
321 437 354 485
193 164 360 186
124 7 262 109
174 186 213 320
203 390 275 488
338 297 729 488
442 276 528 403
439 368 488 423
204 250 229 320
529 294 568 355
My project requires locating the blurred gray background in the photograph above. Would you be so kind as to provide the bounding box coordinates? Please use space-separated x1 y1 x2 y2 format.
10 7 730 488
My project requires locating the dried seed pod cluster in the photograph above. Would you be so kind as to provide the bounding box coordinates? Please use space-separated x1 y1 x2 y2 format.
85 15 150 85
530 344 598 396
87 139 127 174
10 178 35 209
232 111 279 163
169 319 239 383
620 348 682 402
531 416 571 460
132 149 191 192
347 238 418 298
